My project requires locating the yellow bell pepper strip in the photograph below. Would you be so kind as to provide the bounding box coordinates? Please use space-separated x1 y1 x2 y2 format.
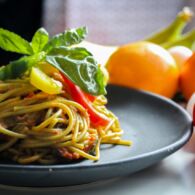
30 67 62 94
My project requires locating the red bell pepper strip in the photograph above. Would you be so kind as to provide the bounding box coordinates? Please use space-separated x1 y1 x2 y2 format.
82 91 96 102
60 73 111 127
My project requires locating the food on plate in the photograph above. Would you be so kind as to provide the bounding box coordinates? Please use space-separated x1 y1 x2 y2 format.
106 41 179 98
180 53 195 100
0 27 131 164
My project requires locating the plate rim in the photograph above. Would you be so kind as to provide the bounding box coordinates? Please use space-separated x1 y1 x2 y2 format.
0 86 193 171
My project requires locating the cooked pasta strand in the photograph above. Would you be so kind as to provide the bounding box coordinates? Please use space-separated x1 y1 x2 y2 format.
0 79 131 164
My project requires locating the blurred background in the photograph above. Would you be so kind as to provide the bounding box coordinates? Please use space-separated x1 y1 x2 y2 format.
0 0 194 64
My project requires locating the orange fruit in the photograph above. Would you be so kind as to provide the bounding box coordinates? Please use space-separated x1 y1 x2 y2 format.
180 52 195 100
106 41 179 98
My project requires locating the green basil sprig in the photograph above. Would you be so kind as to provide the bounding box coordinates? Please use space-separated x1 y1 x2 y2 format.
31 28 49 53
0 28 33 55
0 52 46 80
0 27 106 95
43 27 87 52
46 47 105 95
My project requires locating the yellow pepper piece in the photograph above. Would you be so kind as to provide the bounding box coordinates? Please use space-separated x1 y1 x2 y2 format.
38 62 59 76
30 67 62 94
99 65 109 85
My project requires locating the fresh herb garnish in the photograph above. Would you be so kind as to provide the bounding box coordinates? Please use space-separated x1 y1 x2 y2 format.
0 27 106 95
43 27 87 52
0 28 33 55
0 52 46 80
31 28 49 53
46 46 105 95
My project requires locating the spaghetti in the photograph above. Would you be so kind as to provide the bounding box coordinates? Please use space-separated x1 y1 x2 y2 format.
0 79 131 164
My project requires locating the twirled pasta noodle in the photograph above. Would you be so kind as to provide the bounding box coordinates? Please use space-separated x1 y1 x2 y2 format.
0 79 131 164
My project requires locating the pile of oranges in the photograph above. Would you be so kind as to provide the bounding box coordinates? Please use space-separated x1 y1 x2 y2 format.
106 41 195 100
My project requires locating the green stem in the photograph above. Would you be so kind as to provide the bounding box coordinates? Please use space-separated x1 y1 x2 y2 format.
145 7 193 44
162 29 195 50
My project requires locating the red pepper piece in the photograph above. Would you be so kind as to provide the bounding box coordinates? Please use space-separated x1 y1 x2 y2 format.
60 74 110 127
83 91 96 102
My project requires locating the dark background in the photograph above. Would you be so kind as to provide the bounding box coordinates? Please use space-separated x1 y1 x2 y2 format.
0 0 43 65
0 0 194 65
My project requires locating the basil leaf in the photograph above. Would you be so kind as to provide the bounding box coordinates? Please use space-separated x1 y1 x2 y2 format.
0 57 30 80
0 52 46 80
31 28 49 53
43 27 87 52
0 28 33 55
46 47 106 95
48 46 92 58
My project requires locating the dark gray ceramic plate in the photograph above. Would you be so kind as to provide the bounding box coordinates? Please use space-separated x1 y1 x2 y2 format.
0 85 192 187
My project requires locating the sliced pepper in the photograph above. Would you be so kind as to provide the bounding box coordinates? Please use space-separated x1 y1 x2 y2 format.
60 73 111 127
30 67 62 94
83 91 96 102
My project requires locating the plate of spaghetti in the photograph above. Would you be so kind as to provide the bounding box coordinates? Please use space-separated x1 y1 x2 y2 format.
0 27 192 187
